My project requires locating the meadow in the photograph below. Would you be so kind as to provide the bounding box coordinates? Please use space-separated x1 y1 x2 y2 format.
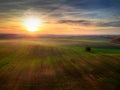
0 36 120 90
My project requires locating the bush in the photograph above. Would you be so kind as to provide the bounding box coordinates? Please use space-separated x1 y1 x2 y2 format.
85 46 91 52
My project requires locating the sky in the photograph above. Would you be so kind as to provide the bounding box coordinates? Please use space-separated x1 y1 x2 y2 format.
0 0 120 35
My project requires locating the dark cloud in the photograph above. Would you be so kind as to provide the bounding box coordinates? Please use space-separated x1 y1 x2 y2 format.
0 0 64 11
98 21 120 27
0 0 24 4
57 20 93 26
57 20 120 27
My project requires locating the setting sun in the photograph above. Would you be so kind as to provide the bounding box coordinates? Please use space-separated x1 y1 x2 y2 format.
23 17 42 32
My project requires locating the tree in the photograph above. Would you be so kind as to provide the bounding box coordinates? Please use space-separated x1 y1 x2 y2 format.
85 46 91 52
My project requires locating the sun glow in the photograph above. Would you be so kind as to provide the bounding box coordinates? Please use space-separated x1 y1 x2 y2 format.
23 17 42 32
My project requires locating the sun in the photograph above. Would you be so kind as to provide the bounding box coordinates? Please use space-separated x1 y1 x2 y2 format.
23 17 42 32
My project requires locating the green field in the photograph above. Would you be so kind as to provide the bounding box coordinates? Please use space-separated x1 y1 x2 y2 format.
0 38 120 90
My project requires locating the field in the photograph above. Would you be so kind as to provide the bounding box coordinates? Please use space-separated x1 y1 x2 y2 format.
0 36 120 90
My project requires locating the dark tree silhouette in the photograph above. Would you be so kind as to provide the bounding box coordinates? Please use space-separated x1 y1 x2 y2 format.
85 46 91 52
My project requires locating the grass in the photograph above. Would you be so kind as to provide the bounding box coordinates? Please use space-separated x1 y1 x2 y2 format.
0 38 120 90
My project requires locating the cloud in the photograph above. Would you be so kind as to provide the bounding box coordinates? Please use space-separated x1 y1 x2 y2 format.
57 20 93 26
56 20 120 28
98 21 120 27
0 0 120 20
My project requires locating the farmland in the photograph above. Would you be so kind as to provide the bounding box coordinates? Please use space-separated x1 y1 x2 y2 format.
0 36 120 90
